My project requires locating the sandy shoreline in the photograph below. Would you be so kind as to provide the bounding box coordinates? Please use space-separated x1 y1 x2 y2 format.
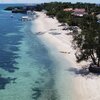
31 11 100 100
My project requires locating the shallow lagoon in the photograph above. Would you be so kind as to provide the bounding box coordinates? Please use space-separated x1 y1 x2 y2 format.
0 4 74 100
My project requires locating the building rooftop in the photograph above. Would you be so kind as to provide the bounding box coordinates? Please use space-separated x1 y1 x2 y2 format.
63 8 73 12
73 8 85 12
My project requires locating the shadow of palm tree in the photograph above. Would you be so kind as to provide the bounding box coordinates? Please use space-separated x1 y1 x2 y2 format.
68 66 90 76
68 65 100 78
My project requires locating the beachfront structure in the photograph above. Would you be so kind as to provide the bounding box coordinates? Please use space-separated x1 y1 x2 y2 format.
73 8 85 12
63 8 87 17
72 12 84 17
63 8 73 12
72 8 86 17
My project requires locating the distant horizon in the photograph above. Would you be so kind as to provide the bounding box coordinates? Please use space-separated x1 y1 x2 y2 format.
0 0 100 4
0 2 100 5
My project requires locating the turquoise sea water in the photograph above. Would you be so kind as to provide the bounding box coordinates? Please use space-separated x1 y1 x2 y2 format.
0 4 74 100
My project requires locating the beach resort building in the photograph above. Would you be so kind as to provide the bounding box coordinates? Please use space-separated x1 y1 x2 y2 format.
72 8 86 17
63 8 73 12
63 8 87 17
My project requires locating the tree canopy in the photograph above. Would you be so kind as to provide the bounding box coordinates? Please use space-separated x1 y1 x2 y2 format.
37 2 100 67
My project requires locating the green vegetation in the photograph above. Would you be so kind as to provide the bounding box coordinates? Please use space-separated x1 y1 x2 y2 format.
73 15 100 66
35 2 100 23
35 2 100 68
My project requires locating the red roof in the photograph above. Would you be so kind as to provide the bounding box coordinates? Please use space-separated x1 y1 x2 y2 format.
73 8 85 12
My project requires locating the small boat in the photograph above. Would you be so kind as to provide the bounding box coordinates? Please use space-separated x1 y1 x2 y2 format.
21 16 32 21
97 20 100 23
10 15 13 18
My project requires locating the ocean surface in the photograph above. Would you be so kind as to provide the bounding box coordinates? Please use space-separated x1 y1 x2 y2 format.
0 4 74 100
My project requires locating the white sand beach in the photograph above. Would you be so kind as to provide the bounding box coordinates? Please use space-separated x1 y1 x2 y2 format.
32 11 100 100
